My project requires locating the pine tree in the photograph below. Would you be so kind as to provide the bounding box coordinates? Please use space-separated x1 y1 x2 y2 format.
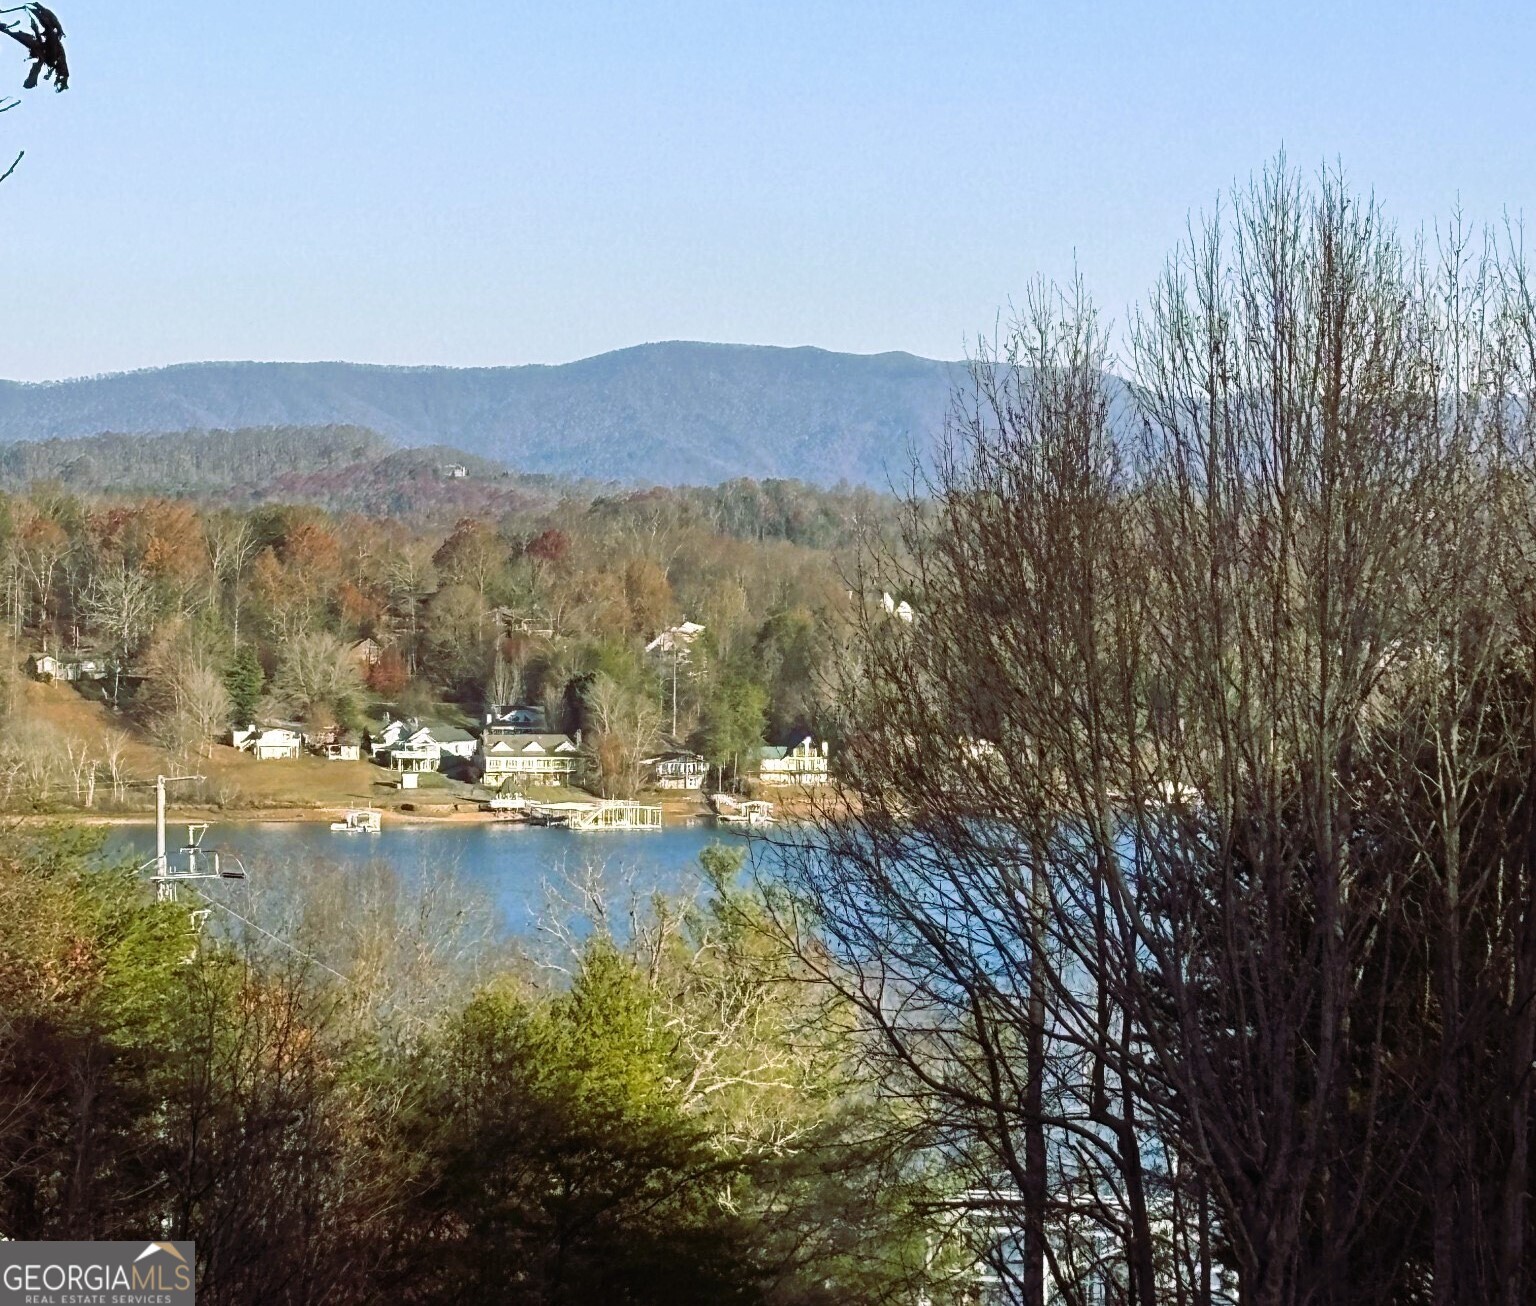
224 643 264 727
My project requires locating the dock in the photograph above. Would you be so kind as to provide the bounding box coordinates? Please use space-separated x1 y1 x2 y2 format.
528 799 663 831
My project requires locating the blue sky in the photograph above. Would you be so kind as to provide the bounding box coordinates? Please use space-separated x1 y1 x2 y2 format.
2 1 1532 381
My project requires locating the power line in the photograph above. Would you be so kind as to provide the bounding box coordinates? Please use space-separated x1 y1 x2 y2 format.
191 887 354 987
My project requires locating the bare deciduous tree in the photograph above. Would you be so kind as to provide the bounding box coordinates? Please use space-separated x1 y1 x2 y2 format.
781 163 1536 1306
583 672 661 798
270 631 362 723
80 563 158 660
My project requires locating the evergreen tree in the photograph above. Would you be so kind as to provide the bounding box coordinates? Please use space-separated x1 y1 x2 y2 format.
223 643 263 726
692 675 768 778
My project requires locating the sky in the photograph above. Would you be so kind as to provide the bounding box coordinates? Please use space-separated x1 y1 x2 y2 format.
2 1 1533 381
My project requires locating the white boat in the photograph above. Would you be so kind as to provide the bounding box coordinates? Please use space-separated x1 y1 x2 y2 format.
330 808 382 833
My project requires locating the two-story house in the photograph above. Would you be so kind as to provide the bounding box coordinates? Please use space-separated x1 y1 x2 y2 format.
755 737 831 787
477 729 584 789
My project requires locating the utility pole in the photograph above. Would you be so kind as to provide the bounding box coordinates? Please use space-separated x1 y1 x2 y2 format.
145 774 243 904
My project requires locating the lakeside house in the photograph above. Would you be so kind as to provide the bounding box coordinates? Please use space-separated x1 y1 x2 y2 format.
305 723 364 761
755 737 831 786
232 725 304 761
477 728 584 789
643 748 709 790
370 716 478 773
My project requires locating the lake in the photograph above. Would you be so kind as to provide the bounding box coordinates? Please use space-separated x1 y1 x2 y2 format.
105 819 768 937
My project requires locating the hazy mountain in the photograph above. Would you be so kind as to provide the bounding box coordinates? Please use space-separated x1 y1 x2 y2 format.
0 343 962 487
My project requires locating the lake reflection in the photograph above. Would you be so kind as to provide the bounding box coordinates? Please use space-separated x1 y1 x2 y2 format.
105 820 760 937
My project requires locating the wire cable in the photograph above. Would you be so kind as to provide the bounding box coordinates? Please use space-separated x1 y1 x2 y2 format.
192 887 355 986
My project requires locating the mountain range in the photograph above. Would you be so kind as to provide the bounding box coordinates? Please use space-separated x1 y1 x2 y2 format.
0 343 963 487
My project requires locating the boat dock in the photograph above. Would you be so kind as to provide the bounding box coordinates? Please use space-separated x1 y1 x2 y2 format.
527 799 663 831
330 808 382 833
710 793 776 827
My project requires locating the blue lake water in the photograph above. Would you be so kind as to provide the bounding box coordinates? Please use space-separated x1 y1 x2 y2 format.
105 820 767 937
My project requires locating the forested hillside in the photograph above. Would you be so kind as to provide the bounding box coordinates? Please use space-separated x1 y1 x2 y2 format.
0 470 897 812
0 424 394 494
0 343 960 486
0 425 580 519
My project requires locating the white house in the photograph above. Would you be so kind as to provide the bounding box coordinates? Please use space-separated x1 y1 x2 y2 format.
371 718 478 773
390 738 440 774
369 717 409 760
756 737 831 786
26 653 62 681
27 651 109 683
643 749 709 790
428 725 478 760
477 729 584 789
645 621 706 658
232 725 304 761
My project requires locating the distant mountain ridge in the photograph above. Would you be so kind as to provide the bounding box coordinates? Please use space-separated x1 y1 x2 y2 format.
0 343 962 487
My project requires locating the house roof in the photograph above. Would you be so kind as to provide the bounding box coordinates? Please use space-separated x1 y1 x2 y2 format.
243 726 301 746
380 717 474 746
644 621 706 654
412 722 474 744
484 733 578 755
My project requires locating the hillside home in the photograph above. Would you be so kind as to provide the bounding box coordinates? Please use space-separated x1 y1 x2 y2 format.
494 609 557 639
368 716 409 759
645 621 706 659
27 651 108 683
755 737 831 786
232 725 304 761
484 704 549 732
643 749 709 790
27 653 62 681
477 729 584 789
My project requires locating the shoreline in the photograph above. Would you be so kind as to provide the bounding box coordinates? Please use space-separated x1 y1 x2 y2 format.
3 790 841 830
